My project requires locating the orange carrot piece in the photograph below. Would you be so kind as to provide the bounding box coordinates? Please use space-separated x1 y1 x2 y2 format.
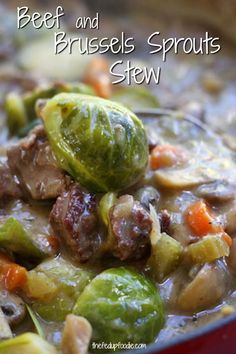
185 200 223 237
0 253 27 291
3 264 27 291
150 144 186 170
84 57 112 98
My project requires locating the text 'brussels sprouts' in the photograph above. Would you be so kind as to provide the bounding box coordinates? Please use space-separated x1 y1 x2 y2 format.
73 267 165 351
39 93 148 192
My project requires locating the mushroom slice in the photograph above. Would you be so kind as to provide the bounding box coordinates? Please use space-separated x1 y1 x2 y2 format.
0 307 12 339
154 166 213 189
154 142 236 189
61 315 92 354
0 290 26 326
178 262 230 312
195 180 235 202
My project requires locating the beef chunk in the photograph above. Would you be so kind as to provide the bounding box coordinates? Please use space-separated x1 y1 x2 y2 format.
0 162 22 200
7 126 68 200
50 184 99 263
109 195 152 261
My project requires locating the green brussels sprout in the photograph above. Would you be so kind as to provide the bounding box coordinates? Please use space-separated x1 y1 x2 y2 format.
39 93 148 192
73 267 165 350
0 333 57 354
30 257 94 322
0 218 54 259
111 86 159 110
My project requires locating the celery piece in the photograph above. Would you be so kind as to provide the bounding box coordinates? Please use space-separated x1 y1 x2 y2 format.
24 271 58 300
98 192 117 226
187 234 230 264
0 218 53 259
147 205 183 282
148 232 183 282
0 333 57 354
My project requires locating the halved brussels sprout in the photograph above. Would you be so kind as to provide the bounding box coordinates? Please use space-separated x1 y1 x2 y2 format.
73 267 165 351
27 258 94 322
0 218 54 259
0 333 57 354
39 93 148 192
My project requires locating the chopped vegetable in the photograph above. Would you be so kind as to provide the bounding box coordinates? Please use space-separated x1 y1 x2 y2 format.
0 218 54 259
154 166 213 189
0 333 57 354
2 264 27 292
178 262 229 312
185 200 223 236
73 267 165 350
24 271 58 300
111 86 159 110
39 93 148 192
147 206 183 282
28 258 94 322
0 308 12 339
150 144 187 170
61 315 92 354
0 290 26 326
0 254 27 291
84 57 111 98
98 192 117 226
134 186 160 210
186 234 230 264
148 233 183 282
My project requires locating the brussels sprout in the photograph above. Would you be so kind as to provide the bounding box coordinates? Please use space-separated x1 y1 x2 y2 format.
39 93 148 192
111 86 159 110
0 333 57 354
73 267 164 350
0 218 54 259
30 258 94 322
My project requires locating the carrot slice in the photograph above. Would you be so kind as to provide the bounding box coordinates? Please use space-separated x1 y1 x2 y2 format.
84 57 112 98
0 253 27 291
3 264 27 291
185 200 222 237
150 144 187 170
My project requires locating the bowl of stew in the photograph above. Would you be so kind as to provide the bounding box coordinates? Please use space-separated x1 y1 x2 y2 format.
0 1 236 354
